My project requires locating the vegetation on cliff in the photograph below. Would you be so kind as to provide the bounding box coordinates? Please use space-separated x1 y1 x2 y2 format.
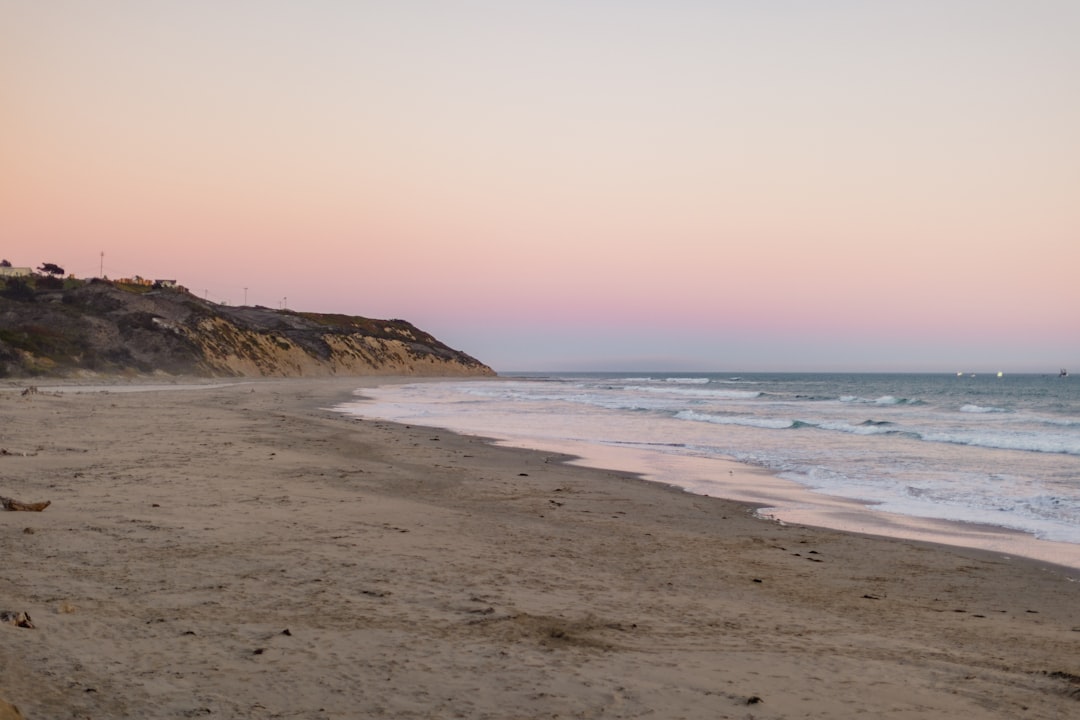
0 276 494 378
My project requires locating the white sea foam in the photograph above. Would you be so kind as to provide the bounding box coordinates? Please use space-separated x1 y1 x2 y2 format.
960 404 1008 413
839 395 913 405
675 410 795 430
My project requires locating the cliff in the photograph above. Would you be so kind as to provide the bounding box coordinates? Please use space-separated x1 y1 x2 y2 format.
0 278 495 378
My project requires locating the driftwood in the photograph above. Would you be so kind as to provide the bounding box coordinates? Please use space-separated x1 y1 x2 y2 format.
0 496 50 512
0 611 34 629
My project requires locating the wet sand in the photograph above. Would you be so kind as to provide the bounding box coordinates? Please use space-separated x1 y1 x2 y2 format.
1 377 1078 719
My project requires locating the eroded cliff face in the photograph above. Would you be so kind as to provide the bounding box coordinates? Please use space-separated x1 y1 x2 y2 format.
177 316 492 377
0 280 495 378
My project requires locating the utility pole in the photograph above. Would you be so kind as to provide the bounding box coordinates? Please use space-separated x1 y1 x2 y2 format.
99 251 104 278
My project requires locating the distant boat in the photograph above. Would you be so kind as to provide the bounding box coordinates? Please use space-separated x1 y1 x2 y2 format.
1061 368 1069 378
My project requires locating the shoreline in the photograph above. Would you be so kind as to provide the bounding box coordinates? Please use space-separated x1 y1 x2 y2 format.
342 380 1080 572
509 437 1080 571
2 377 1079 718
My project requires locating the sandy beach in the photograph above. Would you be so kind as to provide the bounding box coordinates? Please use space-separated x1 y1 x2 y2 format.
1 377 1078 719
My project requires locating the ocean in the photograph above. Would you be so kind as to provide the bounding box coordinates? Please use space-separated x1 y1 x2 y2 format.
336 372 1080 567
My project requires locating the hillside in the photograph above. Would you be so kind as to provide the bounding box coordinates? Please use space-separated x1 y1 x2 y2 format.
0 278 495 378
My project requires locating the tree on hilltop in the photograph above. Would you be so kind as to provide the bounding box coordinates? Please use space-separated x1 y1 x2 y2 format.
0 259 11 267
37 262 65 276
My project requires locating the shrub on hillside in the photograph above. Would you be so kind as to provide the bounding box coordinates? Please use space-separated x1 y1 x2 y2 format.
1 278 35 302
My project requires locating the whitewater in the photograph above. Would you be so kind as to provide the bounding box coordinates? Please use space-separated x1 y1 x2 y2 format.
337 372 1080 567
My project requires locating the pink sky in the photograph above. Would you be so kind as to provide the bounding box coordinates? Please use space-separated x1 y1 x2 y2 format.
4 1 1078 372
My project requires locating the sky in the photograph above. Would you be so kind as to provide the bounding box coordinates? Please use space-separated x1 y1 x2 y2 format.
3 0 1078 373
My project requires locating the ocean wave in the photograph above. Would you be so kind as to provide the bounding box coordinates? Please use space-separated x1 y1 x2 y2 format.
816 421 906 436
807 421 1080 453
675 410 795 430
627 385 761 399
675 411 914 437
1024 414 1080 428
921 430 1080 456
840 395 918 406
960 404 1009 414
678 406 1080 455
664 377 711 384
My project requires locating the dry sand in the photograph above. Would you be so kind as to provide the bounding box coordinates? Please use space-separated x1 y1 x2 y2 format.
1 377 1078 719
